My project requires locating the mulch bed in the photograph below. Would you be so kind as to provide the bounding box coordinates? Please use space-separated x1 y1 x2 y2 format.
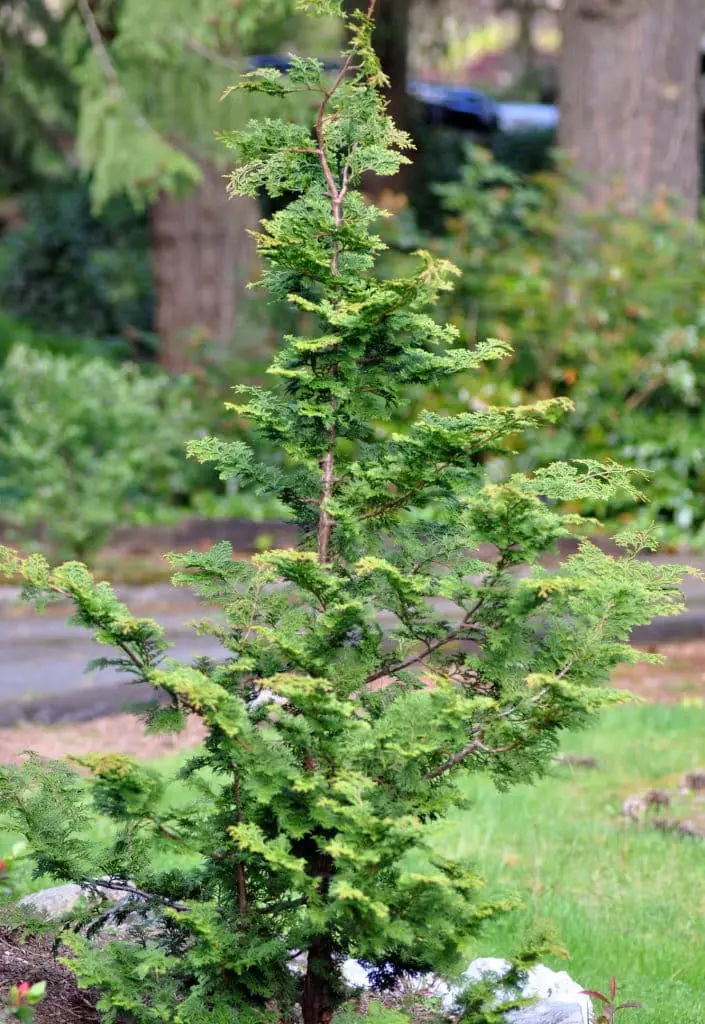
0 714 206 765
0 930 100 1024
612 638 705 702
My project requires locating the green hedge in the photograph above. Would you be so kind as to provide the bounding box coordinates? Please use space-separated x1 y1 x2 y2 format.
435 145 705 548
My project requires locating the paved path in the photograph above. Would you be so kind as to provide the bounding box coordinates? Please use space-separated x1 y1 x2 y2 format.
2 559 705 725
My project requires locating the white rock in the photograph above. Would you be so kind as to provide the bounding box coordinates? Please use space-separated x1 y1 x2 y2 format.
20 883 86 919
455 959 592 1023
338 956 590 1024
342 960 373 988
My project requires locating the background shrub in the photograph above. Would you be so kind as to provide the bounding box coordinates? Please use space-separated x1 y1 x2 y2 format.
0 179 154 352
439 146 705 547
0 346 200 559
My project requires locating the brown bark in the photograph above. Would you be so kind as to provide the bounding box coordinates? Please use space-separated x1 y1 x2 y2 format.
149 160 260 372
558 0 702 217
348 0 412 197
301 933 336 1024
374 0 410 134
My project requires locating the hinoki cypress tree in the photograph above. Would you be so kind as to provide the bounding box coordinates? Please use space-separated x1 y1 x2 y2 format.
0 1 693 1021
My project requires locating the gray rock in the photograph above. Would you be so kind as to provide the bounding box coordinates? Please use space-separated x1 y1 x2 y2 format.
18 880 165 948
20 882 120 919
19 879 140 921
508 1002 588 1023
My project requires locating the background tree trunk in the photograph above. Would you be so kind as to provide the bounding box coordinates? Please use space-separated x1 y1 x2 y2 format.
373 0 412 195
558 0 702 217
348 0 412 197
150 160 260 372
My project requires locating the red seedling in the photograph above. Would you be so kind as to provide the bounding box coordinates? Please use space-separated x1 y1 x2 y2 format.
581 976 643 1022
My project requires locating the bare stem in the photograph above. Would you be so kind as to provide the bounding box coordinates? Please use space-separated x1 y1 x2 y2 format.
365 611 484 686
233 770 248 915
422 688 548 782
316 414 337 564
423 735 521 781
312 0 377 565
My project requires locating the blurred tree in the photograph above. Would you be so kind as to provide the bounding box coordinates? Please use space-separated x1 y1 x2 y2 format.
73 0 302 371
373 0 412 191
558 0 703 217
0 0 322 370
496 0 561 97
0 0 78 194
496 0 542 80
346 0 412 195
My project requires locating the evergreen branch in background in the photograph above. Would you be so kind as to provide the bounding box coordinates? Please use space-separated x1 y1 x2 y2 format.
74 0 202 207
75 0 146 127
0 0 696 1022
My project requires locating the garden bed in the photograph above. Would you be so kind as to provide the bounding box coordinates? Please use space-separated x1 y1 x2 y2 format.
0 931 100 1024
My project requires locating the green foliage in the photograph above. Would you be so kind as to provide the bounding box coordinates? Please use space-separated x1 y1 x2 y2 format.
0 0 77 192
334 1001 411 1024
0 347 199 559
404 125 555 240
0 843 33 905
439 145 705 547
0 311 114 366
0 3 693 1024
490 128 555 178
0 180 153 343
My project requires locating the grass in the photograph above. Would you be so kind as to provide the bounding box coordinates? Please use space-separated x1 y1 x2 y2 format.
2 704 704 1021
438 704 705 1022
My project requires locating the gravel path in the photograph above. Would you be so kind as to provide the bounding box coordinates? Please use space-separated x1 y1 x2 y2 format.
2 553 705 727
0 638 703 765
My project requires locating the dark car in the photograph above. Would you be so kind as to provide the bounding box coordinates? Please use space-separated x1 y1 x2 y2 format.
245 55 557 136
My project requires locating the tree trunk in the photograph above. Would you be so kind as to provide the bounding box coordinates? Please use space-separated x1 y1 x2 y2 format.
374 0 410 135
349 0 411 197
296 841 336 1024
558 0 702 217
149 160 260 372
301 933 336 1024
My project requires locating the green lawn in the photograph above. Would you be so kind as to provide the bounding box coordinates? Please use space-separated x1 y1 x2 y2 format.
438 704 705 1022
3 704 704 1021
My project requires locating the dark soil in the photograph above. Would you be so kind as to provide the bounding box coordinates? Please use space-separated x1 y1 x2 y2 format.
0 929 100 1024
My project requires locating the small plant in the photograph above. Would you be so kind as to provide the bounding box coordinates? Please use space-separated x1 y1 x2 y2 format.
2 982 46 1023
0 0 693 1021
0 844 31 902
582 976 643 1022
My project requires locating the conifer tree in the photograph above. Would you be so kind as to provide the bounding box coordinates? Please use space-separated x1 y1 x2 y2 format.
0 1 694 1022
72 0 307 369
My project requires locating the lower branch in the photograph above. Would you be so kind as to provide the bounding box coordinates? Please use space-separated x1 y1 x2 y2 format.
81 878 187 912
423 735 522 781
365 611 483 686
